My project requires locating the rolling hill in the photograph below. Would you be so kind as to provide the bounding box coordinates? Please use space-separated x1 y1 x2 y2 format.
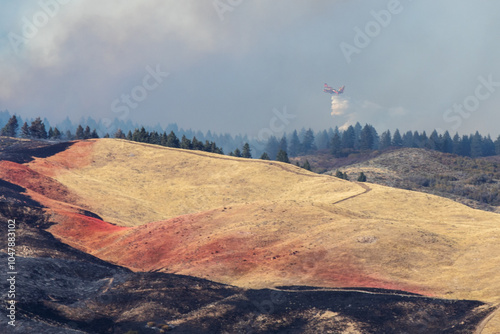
1 138 500 333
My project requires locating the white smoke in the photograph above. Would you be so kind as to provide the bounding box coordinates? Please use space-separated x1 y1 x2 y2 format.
330 95 352 129
330 95 349 116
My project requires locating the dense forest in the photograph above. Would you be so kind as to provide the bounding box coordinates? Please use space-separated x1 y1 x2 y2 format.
1 112 499 162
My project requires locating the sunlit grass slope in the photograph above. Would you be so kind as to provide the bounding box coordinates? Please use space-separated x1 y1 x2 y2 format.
30 139 363 226
26 139 500 311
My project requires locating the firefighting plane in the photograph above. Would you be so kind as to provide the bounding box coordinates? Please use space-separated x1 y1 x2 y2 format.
323 83 345 95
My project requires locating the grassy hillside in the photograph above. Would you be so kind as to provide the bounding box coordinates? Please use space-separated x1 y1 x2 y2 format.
325 148 500 213
2 138 500 332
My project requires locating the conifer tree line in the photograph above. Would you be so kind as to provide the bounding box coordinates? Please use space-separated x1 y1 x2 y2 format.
263 123 500 159
0 115 100 140
2 114 500 160
120 126 225 155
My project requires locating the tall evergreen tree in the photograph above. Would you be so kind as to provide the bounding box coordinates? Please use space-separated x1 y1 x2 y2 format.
166 131 180 148
180 135 192 149
29 117 48 139
360 124 375 151
233 148 242 157
302 159 311 171
114 129 125 139
452 133 461 155
288 130 301 157
342 125 356 149
392 129 403 146
357 172 367 182
91 129 99 139
460 134 471 157
83 126 91 139
353 122 362 150
470 131 483 158
428 130 440 151
330 132 342 158
260 152 270 160
276 149 290 163
265 136 280 160
242 143 252 158
0 115 19 137
278 135 288 153
442 131 453 153
380 130 392 150
53 127 61 140
315 130 329 150
301 128 316 154
48 127 54 139
75 125 85 139
20 122 30 138
402 131 413 147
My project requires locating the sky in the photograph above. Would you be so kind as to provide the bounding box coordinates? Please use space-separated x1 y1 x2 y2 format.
1 0 499 138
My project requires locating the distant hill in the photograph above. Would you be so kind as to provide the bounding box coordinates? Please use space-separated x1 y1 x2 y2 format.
309 148 500 213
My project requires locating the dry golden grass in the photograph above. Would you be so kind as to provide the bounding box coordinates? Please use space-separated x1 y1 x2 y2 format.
33 139 362 226
28 139 500 326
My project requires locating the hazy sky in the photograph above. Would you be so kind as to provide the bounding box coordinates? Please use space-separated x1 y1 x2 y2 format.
1 0 499 138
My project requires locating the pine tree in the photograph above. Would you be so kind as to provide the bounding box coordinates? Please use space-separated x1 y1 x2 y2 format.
392 129 403 146
166 131 180 148
20 122 30 138
0 115 19 137
242 143 252 158
104 133 110 138
442 131 453 153
470 131 483 158
53 127 61 140
260 152 270 160
342 126 356 149
83 126 91 139
265 136 279 160
330 132 342 158
191 136 204 150
452 133 461 155
335 170 348 180
276 149 290 163
402 131 413 147
233 148 242 157
48 127 54 139
357 172 367 182
301 128 316 154
126 130 133 140
380 130 391 150
91 129 99 138
75 125 84 139
180 135 192 149
278 135 288 153
288 130 301 157
428 130 440 151
360 124 374 151
302 159 311 171
29 117 47 139
114 129 125 139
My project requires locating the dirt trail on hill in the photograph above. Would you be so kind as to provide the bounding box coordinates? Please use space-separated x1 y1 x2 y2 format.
474 304 500 334
332 182 371 204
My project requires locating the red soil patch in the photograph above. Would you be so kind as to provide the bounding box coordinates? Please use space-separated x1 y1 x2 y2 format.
0 160 80 205
48 211 129 253
28 140 95 176
48 207 429 295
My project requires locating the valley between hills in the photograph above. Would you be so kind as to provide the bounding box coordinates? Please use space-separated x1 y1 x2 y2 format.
1 137 500 333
